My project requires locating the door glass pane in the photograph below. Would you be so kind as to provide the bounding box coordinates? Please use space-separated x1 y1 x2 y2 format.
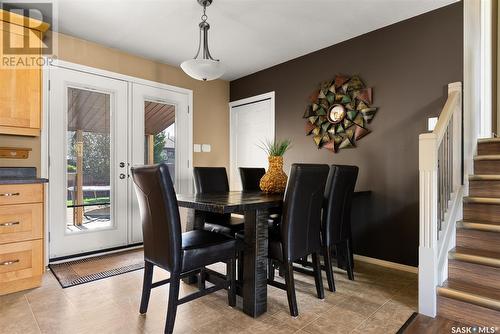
66 87 112 232
144 101 176 182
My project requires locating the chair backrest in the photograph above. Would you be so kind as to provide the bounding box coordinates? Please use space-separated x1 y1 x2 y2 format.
323 165 359 246
281 163 329 261
239 167 265 191
193 167 230 225
131 163 182 273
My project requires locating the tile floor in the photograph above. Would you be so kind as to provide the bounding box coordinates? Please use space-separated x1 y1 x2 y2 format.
0 261 417 334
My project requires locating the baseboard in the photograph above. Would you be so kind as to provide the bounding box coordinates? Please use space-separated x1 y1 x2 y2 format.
354 254 418 274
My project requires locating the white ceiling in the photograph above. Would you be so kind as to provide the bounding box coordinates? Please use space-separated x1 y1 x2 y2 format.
47 0 458 80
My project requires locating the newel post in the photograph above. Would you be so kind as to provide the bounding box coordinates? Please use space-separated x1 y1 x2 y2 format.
418 132 439 317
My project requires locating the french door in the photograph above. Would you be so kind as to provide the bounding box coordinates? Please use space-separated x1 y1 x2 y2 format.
49 67 128 258
129 83 192 244
48 65 192 258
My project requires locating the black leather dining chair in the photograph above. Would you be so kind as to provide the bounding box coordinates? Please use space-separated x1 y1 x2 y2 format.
131 163 239 334
322 165 359 290
193 167 244 236
268 163 329 316
239 167 265 191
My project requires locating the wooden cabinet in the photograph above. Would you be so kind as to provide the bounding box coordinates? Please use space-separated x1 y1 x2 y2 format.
0 10 49 136
0 183 45 295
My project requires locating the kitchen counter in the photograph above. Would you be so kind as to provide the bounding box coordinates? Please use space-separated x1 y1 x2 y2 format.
0 167 48 184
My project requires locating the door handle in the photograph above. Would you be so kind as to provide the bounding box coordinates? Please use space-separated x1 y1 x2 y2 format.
119 173 126 179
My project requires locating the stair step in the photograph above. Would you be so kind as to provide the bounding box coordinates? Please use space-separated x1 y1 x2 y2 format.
469 175 500 197
438 280 500 310
469 174 500 181
456 226 500 253
457 220 500 232
450 246 500 268
474 155 500 174
464 196 500 205
478 138 500 143
478 138 500 155
437 280 500 327
464 200 500 224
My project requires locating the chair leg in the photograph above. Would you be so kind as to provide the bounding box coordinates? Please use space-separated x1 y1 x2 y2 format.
164 273 180 334
284 261 298 317
346 239 355 281
198 267 206 290
311 253 324 299
139 261 154 314
268 259 275 281
227 258 236 307
238 250 244 281
323 246 336 292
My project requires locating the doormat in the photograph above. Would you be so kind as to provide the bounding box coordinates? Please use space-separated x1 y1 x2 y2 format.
49 248 144 288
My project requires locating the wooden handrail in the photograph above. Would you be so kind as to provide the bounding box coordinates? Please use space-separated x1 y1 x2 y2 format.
432 91 460 144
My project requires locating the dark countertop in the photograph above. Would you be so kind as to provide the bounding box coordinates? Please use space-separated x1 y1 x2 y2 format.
0 177 49 185
0 167 48 185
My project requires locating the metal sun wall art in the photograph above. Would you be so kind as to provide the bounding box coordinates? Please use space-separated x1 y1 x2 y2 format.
303 74 377 153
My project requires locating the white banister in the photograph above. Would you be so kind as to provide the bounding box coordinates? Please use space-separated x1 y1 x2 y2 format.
418 82 463 317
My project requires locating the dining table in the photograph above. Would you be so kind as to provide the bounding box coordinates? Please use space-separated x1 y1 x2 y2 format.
176 191 283 317
176 189 371 318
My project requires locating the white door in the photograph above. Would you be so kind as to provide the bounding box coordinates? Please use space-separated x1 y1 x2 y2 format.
49 67 129 258
229 92 275 190
129 83 193 243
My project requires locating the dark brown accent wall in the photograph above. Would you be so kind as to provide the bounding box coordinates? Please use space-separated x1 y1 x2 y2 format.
230 3 463 266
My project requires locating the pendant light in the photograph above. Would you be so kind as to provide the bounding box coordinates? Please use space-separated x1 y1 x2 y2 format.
181 0 224 81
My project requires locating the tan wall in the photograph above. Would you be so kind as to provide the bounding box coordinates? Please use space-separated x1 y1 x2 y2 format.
0 32 230 173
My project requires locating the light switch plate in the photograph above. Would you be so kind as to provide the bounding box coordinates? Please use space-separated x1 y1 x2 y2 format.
193 144 201 153
201 144 211 153
428 117 438 131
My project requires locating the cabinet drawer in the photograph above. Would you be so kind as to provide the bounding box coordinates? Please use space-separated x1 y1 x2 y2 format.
0 239 43 284
0 184 43 205
0 203 43 244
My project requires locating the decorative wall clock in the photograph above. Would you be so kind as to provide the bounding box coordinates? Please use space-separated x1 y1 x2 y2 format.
303 74 377 152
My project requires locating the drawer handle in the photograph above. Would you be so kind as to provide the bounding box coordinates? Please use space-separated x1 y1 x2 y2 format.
0 259 20 266
0 221 20 227
0 192 20 197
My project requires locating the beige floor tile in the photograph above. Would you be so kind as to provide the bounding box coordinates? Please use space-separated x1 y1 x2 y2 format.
0 259 417 334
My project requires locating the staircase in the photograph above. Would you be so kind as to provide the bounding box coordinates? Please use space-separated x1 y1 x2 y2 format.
437 138 500 328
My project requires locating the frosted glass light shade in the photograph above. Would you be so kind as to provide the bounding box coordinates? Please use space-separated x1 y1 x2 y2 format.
181 59 225 81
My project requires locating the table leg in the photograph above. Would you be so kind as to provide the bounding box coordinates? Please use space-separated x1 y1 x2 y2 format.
183 209 206 284
185 209 206 231
243 208 269 317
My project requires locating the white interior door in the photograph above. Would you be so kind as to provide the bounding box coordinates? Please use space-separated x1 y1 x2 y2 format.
230 92 275 190
129 83 192 243
48 67 128 258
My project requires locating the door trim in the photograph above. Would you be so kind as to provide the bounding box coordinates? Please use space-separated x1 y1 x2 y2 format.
228 92 275 189
41 59 193 263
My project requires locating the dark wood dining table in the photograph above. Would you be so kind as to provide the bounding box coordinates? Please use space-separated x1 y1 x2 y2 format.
176 191 283 317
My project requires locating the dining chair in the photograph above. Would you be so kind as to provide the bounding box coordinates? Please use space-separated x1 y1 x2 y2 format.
239 167 265 191
193 167 244 237
322 165 359 289
131 163 239 334
267 163 329 316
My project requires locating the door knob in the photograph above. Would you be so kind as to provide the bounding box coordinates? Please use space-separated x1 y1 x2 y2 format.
119 173 126 179
119 162 125 168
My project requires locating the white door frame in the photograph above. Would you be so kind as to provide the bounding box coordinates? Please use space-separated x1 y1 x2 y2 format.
229 91 275 190
41 60 193 262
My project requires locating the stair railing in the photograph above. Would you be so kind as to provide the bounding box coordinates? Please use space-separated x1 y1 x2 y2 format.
419 82 463 317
